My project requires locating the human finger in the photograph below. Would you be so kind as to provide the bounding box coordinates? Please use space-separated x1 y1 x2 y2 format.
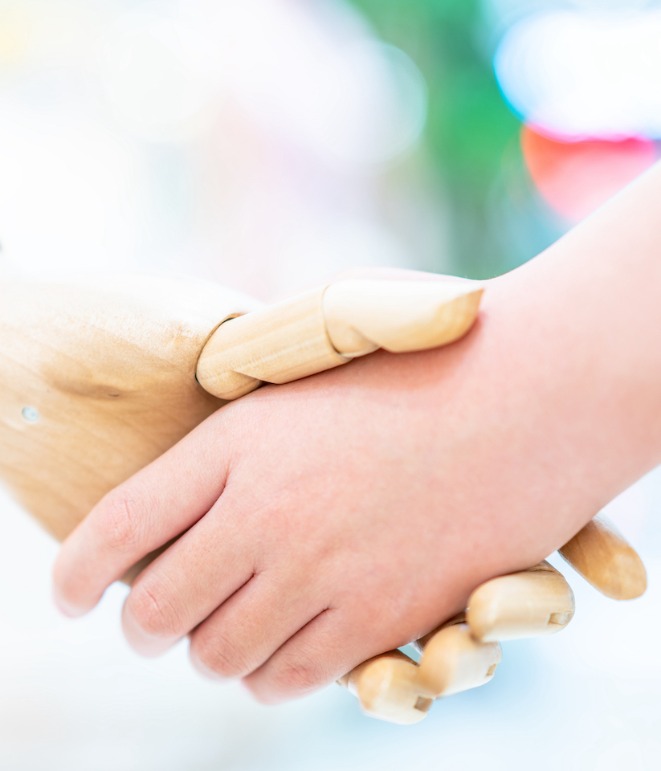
187 566 330 680
52 411 229 616
242 606 400 705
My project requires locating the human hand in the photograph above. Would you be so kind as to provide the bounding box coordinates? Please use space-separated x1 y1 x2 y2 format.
52 264 623 705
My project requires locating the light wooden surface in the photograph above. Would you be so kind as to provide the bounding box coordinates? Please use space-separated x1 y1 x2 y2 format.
196 288 349 401
341 520 649 722
0 275 251 540
559 517 647 599
323 279 484 355
338 651 429 725
196 279 483 400
338 618 502 724
415 621 502 698
466 561 575 642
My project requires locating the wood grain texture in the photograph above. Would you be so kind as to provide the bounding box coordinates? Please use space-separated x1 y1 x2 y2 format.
414 621 502 698
338 650 429 725
1 272 483 572
466 561 575 642
196 279 483 400
558 517 647 599
0 275 252 540
338 618 501 724
323 279 484 355
196 288 348 401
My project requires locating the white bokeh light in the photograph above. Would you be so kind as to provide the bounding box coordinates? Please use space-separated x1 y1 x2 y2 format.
188 0 428 166
96 0 427 162
228 34 428 166
494 9 661 137
97 6 224 143
0 105 144 277
482 0 659 31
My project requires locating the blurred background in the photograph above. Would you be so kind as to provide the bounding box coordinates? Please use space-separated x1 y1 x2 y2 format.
1 0 660 768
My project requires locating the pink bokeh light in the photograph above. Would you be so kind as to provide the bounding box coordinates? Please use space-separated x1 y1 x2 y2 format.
521 125 658 222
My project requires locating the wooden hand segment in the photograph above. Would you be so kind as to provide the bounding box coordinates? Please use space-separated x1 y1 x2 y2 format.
338 622 502 725
0 275 252 540
195 279 483 401
558 517 647 600
467 561 575 642
338 651 431 725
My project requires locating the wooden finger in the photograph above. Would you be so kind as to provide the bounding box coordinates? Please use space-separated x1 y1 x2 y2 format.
338 651 431 725
558 517 647 599
323 279 483 355
467 561 575 642
415 622 502 698
195 279 483 400
339 614 502 722
196 288 348 401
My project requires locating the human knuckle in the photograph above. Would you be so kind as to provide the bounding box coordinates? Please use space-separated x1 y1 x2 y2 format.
270 655 325 695
129 581 181 638
191 633 253 679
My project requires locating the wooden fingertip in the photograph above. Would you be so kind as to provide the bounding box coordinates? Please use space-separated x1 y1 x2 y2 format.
558 518 647 600
467 562 575 642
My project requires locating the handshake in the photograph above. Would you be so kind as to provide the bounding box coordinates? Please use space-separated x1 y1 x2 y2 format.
0 271 646 723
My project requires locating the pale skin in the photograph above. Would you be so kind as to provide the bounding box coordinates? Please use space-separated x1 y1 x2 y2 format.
53 163 661 704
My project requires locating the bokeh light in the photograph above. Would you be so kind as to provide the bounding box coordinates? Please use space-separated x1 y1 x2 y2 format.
521 125 658 221
203 0 428 166
494 9 661 138
0 108 144 276
491 3 661 224
229 33 427 166
98 7 224 144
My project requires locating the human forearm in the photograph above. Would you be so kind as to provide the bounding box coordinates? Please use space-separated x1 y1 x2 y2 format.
480 162 661 545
